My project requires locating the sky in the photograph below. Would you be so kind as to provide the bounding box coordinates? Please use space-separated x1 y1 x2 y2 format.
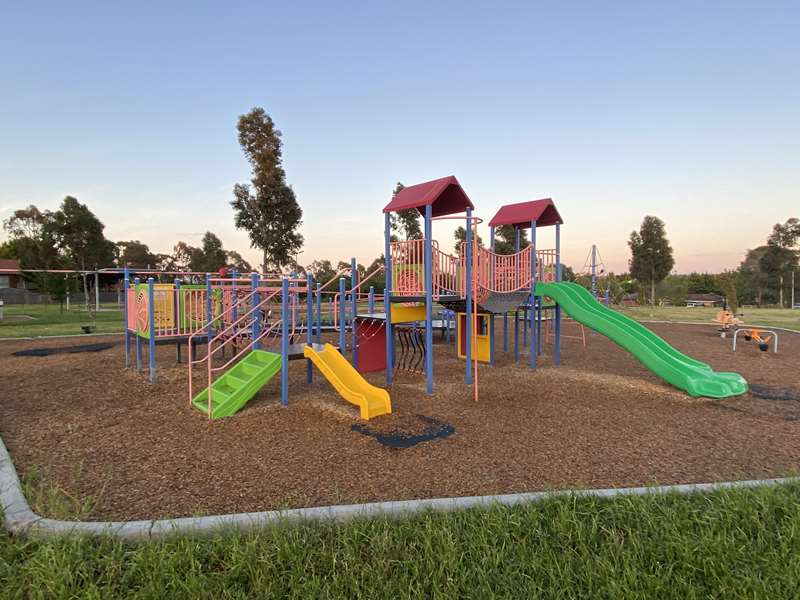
1 1 798 274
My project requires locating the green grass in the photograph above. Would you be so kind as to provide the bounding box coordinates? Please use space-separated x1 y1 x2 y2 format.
0 303 124 338
2 484 800 598
1 301 797 340
618 305 800 330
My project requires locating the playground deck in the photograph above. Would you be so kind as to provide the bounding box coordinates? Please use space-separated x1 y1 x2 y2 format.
1 322 799 521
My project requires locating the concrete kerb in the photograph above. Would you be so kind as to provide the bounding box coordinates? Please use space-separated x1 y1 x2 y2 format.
2 435 798 541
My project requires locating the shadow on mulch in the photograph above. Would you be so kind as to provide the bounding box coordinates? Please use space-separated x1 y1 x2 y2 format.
352 414 455 449
749 384 800 402
12 342 116 357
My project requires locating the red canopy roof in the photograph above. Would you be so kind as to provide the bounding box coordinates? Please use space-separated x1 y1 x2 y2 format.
382 176 474 217
488 198 563 228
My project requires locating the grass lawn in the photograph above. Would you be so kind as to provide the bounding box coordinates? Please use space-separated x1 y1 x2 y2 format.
619 305 800 330
2 484 799 597
0 303 124 338
1 301 798 339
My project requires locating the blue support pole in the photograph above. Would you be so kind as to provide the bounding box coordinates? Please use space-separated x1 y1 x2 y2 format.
306 273 313 383
384 212 394 384
351 257 358 368
315 283 322 345
281 278 289 406
147 277 156 382
522 308 527 348
503 313 508 352
489 315 495 366
514 226 521 359
251 273 261 350
465 208 473 385
174 277 181 326
537 296 543 356
489 227 495 252
134 277 142 371
424 204 433 395
123 267 130 368
368 286 374 313
530 220 537 369
338 277 346 353
555 223 562 365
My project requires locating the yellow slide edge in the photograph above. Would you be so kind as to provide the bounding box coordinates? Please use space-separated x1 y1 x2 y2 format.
304 343 392 420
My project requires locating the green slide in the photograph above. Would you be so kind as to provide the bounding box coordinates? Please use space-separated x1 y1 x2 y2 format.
535 282 747 398
192 349 282 419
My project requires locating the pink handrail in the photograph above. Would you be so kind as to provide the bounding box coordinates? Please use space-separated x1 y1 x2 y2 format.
188 289 279 415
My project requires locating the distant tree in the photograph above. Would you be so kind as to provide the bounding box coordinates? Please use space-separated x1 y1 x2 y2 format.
232 107 303 271
3 206 58 269
47 197 116 271
225 250 252 272
767 218 800 248
453 226 484 254
561 265 577 282
387 183 422 241
45 197 116 308
0 240 16 259
493 225 529 255
190 232 227 273
628 216 675 306
687 273 720 295
170 242 196 272
117 240 158 269
364 255 386 291
759 245 798 308
307 259 337 286
738 246 771 305
716 272 739 314
760 218 800 307
2 205 66 303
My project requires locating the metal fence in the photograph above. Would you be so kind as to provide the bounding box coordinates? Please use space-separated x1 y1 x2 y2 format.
0 288 123 306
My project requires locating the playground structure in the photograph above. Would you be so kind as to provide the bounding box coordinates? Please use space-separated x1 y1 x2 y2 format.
714 309 744 333
733 327 779 353
123 175 749 420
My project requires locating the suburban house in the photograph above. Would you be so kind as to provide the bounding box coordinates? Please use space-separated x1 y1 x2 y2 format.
685 293 725 307
0 259 24 289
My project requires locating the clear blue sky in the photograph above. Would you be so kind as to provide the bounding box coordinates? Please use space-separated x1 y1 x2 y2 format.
1 1 798 273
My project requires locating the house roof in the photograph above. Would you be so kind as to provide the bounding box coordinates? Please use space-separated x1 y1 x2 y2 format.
488 198 563 228
382 176 474 217
0 259 20 272
686 293 724 302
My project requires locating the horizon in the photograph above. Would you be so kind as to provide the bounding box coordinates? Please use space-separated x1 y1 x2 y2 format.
1 2 798 274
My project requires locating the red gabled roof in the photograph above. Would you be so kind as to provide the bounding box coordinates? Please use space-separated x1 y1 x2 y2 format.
0 259 20 271
488 198 563 228
383 175 474 217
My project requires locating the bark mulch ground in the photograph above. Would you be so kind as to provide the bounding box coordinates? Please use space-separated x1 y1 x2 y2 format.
1 321 798 521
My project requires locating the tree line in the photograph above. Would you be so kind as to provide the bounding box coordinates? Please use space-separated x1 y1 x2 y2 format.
2 105 796 310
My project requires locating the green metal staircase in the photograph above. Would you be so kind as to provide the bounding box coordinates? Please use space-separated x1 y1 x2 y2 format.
191 349 282 419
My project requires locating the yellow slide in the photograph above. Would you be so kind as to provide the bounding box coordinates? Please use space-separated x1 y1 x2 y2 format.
303 343 392 420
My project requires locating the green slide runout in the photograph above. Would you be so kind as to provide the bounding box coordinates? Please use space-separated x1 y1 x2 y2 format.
535 282 748 398
192 349 282 419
